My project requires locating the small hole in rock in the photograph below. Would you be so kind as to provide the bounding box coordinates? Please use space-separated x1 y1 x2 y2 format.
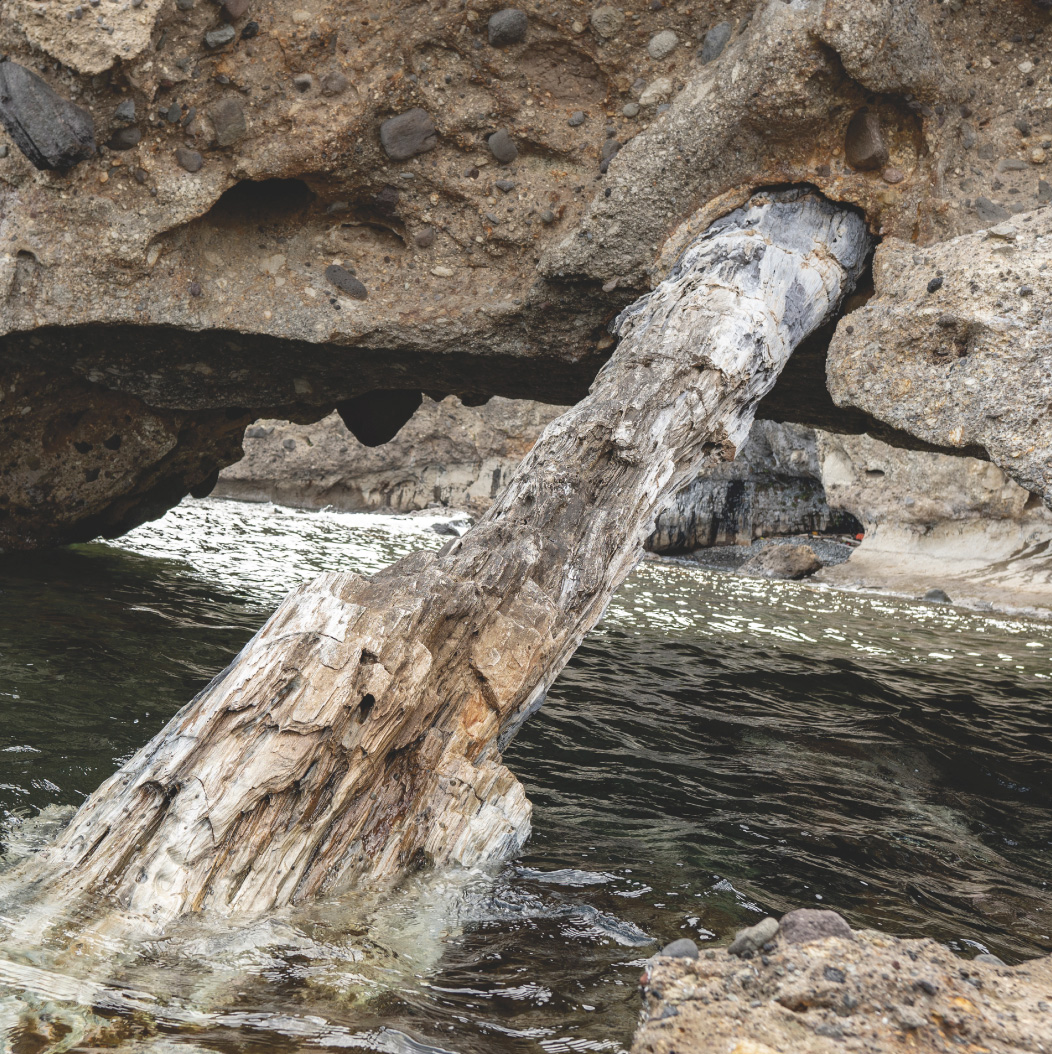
356 694 376 724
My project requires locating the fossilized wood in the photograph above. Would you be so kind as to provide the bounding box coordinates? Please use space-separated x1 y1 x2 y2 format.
12 191 869 926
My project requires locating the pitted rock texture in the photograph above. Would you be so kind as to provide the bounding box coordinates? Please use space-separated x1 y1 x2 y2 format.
2 0 1052 545
828 207 1052 503
635 925 1052 1054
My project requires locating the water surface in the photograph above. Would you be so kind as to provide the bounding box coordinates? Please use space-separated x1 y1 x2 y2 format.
0 498 1049 1053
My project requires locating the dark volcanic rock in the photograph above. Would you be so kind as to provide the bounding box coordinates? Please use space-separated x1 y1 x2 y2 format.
325 264 368 300
487 128 518 164
380 108 438 161
488 8 528 46
699 21 732 64
0 61 95 170
112 98 136 125
780 908 854 945
107 126 142 150
844 108 888 171
204 24 237 48
210 97 246 146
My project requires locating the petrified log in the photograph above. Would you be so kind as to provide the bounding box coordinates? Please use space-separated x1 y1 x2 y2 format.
13 191 869 926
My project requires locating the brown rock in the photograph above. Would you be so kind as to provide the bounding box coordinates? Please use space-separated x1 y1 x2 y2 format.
739 543 822 579
379 108 437 161
845 107 889 171
780 908 854 944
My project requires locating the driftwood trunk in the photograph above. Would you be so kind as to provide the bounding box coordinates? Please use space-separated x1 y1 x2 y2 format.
15 191 869 926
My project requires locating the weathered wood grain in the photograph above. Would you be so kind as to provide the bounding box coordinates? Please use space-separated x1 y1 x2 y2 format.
12 190 869 926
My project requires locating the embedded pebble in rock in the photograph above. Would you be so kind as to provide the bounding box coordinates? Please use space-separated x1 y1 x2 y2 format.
175 145 203 172
210 97 246 146
0 145 8 158
844 107 888 171
779 908 854 945
728 917 780 958
107 126 141 150
1032 147 1046 164
622 102 640 118
495 179 514 192
883 166 904 184
324 264 368 300
987 223 1018 241
241 20 259 38
380 108 438 161
487 128 518 164
222 0 250 17
539 208 555 223
590 4 625 38
293 73 314 93
112 98 135 124
975 196 1010 222
601 138 621 161
926 275 944 293
659 938 699 959
699 20 732 63
488 8 528 47
204 24 237 48
638 78 672 106
412 226 435 247
647 30 678 59
321 71 348 95
0 61 95 170
568 110 586 127
166 102 182 124
923 587 952 603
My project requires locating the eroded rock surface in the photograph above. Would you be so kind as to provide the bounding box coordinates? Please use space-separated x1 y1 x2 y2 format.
635 915 1052 1054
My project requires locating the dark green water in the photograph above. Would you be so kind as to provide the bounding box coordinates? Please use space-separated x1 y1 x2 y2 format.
0 498 1050 1053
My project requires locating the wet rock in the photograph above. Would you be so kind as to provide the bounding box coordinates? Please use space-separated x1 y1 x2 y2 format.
844 108 888 171
210 97 246 146
380 108 438 161
659 938 699 959
740 544 821 580
321 71 349 95
647 30 678 60
175 145 203 172
106 126 141 150
728 917 779 958
923 587 952 603
568 110 586 127
488 8 528 47
325 264 368 300
487 128 518 164
0 61 95 170
590 5 625 38
204 24 237 48
780 908 853 945
699 21 732 64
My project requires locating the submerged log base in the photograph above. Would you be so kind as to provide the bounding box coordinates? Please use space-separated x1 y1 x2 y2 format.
14 191 869 925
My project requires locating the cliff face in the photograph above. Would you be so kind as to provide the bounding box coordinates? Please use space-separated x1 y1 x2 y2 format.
4 0 1052 547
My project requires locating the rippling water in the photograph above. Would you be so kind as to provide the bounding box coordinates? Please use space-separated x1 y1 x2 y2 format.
0 498 1049 1053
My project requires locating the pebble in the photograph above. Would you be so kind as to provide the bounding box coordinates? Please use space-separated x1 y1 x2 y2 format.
241 20 259 38
291 9 311 22
166 101 182 123
189 281 202 297
974 953 1007 966
431 265 454 277
107 125 141 150
622 102 640 118
0 60 96 170
210 97 246 146
1032 147 1046 164
882 166 904 184
324 264 367 300
639 77 672 106
495 179 514 192
997 158 1028 172
729 917 780 958
222 0 249 17
175 145 203 172
975 195 1009 222
987 222 1018 240
204 24 236 48
380 108 438 161
699 20 732 64
413 226 436 248
659 938 699 959
488 8 528 47
113 98 136 124
321 71 348 95
568 110 586 126
601 138 621 161
293 73 314 92
484 211 500 224
780 909 853 945
0 145 8 158
539 208 555 223
487 128 518 164
590 5 625 38
647 30 678 60
844 108 888 171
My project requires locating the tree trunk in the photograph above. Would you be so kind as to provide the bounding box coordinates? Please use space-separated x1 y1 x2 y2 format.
12 190 869 927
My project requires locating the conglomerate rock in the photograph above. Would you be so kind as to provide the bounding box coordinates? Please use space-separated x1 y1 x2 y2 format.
1 0 1051 546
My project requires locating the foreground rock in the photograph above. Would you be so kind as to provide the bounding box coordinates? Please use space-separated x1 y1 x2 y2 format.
635 912 1052 1054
